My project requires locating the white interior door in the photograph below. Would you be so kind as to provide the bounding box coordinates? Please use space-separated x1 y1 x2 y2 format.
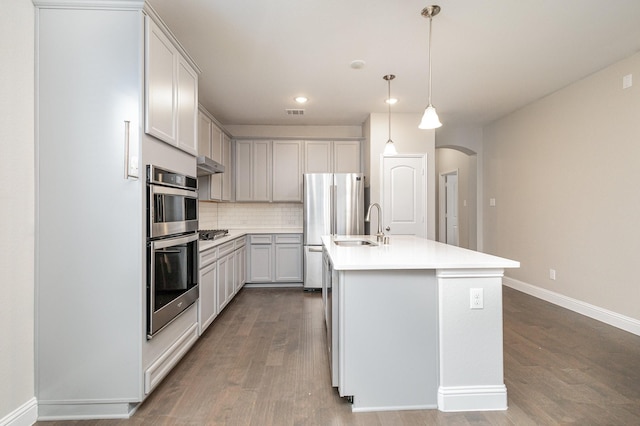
381 155 426 237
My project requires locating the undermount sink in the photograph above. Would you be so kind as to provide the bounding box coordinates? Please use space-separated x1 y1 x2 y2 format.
333 239 377 247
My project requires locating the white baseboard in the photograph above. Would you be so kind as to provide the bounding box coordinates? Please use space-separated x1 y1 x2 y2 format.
437 385 507 412
0 397 37 426
503 277 640 337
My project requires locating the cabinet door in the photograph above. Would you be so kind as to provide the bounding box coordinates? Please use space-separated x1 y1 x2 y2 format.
145 18 177 144
304 141 332 173
233 247 245 294
235 140 252 201
198 260 217 334
222 134 232 201
239 245 246 286
274 244 303 282
210 124 223 162
272 140 302 202
252 140 271 201
249 244 273 282
217 253 233 312
197 111 211 157
176 56 198 156
209 124 223 200
333 141 361 173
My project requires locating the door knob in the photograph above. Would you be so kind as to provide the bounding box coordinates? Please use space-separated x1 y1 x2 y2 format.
385 226 390 231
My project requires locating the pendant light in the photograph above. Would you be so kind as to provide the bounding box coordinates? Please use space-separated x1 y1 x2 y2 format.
418 5 442 129
383 74 398 155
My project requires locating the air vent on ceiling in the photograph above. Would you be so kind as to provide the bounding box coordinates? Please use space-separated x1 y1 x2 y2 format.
285 109 305 116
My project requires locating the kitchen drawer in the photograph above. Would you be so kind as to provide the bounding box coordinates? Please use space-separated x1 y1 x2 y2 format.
275 234 302 244
200 247 218 269
234 236 246 249
250 235 273 245
218 241 235 257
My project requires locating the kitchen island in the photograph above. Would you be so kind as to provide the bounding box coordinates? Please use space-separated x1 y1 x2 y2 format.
321 235 519 413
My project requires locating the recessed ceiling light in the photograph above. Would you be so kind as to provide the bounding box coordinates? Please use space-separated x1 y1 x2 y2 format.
294 96 308 104
386 98 398 105
350 60 365 69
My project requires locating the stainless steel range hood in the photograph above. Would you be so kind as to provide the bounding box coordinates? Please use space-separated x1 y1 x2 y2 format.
196 156 225 176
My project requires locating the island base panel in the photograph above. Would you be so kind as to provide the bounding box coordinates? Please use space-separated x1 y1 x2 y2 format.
338 270 438 412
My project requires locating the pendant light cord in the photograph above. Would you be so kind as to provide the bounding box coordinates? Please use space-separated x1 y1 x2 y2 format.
428 14 433 106
388 77 392 142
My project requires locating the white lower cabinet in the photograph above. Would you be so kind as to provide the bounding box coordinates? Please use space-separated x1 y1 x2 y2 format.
216 241 235 313
198 247 218 335
234 239 247 293
248 235 273 282
247 234 303 284
274 235 304 281
198 236 246 335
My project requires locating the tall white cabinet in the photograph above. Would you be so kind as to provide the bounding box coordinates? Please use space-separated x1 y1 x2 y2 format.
34 1 200 420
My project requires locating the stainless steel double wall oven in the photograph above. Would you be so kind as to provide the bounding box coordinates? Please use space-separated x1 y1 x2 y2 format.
146 166 199 339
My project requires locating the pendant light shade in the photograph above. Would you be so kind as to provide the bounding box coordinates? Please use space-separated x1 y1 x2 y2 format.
419 105 442 129
418 5 442 130
383 74 397 155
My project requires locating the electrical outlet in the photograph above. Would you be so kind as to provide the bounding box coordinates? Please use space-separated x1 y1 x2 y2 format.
470 288 483 309
550 269 556 280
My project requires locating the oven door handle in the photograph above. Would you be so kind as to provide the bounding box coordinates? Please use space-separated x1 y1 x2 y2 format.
150 185 198 199
151 233 198 249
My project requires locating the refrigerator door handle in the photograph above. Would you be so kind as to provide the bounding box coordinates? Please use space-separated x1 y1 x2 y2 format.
309 246 323 252
331 184 337 235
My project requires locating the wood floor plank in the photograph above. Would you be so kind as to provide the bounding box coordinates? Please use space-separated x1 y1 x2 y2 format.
37 287 640 425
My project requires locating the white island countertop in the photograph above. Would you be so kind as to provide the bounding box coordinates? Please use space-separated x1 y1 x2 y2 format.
321 235 520 270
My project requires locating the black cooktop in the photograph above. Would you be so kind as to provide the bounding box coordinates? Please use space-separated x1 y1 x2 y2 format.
198 229 229 241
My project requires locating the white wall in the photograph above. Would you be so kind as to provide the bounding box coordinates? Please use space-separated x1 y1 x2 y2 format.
365 113 436 240
483 52 640 321
0 0 36 423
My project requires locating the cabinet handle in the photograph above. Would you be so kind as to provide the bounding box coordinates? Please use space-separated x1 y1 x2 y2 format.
386 226 390 231
124 121 130 179
123 120 138 179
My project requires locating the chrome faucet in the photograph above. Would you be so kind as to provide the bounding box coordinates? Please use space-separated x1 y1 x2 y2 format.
365 203 384 242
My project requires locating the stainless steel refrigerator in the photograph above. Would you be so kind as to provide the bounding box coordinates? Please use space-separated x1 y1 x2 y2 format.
303 173 364 289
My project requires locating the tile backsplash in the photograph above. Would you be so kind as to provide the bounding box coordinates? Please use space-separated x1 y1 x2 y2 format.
199 202 303 229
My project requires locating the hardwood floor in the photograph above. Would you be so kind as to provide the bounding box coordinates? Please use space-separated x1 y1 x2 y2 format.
38 287 640 425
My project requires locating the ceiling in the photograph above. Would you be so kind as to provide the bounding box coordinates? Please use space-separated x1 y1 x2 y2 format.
147 0 640 128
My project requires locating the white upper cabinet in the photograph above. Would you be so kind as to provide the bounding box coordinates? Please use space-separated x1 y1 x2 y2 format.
176 57 198 155
197 106 229 201
236 139 360 202
333 141 361 173
303 140 361 173
236 140 271 202
304 141 332 173
145 17 198 156
222 134 232 201
197 111 212 158
145 19 176 143
211 123 223 162
272 140 303 202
